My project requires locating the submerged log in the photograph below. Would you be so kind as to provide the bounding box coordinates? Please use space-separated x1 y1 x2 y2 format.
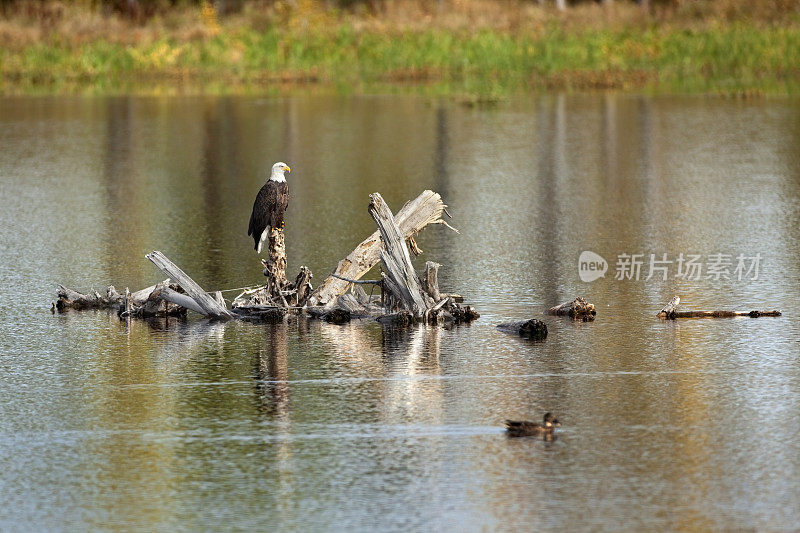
497 319 548 340
376 310 416 327
657 295 781 319
546 297 596 321
231 306 287 323
324 308 352 324
309 190 456 307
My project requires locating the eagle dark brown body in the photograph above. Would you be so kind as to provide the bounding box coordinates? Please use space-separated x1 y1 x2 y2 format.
248 162 290 253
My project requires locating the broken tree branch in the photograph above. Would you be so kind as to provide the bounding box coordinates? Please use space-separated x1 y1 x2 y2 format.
309 190 455 307
369 193 430 317
146 251 232 319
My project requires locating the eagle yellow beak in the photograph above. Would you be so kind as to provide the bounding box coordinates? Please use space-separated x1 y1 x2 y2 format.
284 165 291 173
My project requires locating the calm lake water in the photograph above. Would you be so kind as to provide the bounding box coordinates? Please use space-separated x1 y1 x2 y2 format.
1 94 799 531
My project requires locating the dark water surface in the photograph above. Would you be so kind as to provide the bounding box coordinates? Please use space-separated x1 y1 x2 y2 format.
1 95 799 531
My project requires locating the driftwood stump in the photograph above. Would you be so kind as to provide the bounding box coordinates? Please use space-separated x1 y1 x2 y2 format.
369 193 431 318
309 190 456 307
546 297 596 321
262 228 288 302
423 262 442 302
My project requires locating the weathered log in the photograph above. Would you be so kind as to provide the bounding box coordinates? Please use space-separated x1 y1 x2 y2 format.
261 227 288 301
422 261 442 302
55 284 124 311
157 286 208 316
546 297 596 321
497 319 548 340
666 309 782 319
446 302 480 323
146 251 232 319
657 296 681 318
292 266 313 307
309 190 456 307
369 193 430 317
657 296 781 319
125 281 187 318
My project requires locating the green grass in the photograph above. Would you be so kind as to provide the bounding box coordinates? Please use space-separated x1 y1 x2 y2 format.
3 22 800 95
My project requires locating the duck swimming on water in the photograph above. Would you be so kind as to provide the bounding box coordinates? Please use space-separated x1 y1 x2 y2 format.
505 412 561 438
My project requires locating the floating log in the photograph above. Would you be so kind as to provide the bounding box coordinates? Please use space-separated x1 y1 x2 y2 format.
546 297 596 321
445 302 480 323
657 295 781 319
309 190 456 307
497 319 548 340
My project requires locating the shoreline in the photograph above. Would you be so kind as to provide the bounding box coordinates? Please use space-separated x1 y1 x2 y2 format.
2 4 799 96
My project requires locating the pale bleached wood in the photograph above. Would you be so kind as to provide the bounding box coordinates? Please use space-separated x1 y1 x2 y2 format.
369 193 429 317
145 251 231 318
158 287 208 316
656 296 681 318
309 190 455 307
130 282 164 306
56 284 123 310
422 261 442 302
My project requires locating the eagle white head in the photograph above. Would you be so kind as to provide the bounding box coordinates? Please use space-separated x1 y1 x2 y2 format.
269 161 291 183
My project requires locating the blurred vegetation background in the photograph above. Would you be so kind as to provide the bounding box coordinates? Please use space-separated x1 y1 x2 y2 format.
1 0 799 94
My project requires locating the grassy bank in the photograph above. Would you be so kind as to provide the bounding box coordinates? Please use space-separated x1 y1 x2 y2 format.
2 1 800 95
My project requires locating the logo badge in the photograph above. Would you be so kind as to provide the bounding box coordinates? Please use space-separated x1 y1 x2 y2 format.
578 251 607 282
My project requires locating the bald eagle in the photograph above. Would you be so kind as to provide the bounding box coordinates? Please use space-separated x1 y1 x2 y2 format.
248 162 291 253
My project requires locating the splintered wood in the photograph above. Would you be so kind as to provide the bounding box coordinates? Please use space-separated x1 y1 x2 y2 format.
368 192 431 317
309 189 456 307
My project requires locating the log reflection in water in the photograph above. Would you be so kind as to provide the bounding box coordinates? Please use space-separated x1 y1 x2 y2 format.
381 325 444 425
254 323 290 421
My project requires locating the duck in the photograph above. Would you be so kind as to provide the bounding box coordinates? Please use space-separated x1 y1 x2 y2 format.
505 412 561 438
